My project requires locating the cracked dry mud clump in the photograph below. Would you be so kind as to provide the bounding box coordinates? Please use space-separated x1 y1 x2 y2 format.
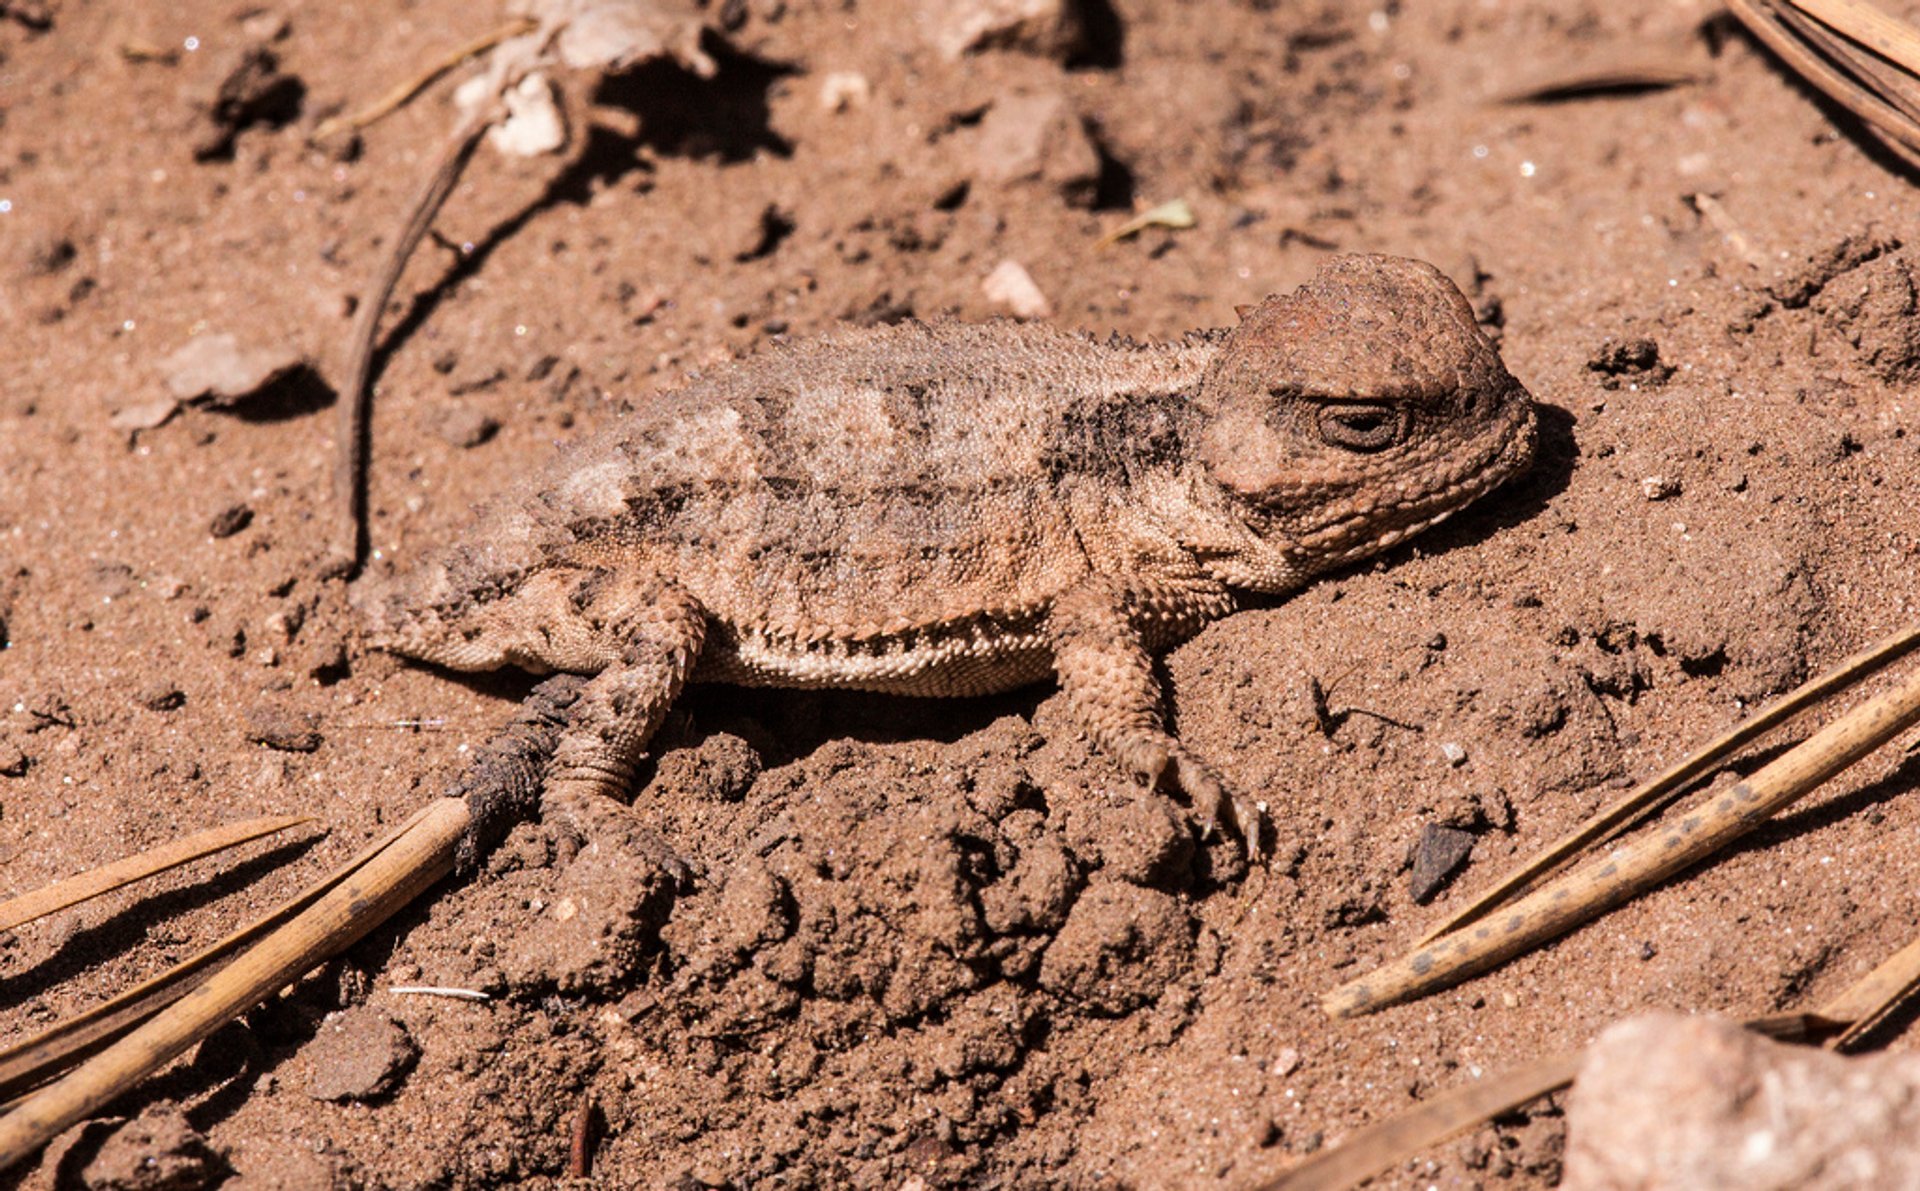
382 711 1242 1184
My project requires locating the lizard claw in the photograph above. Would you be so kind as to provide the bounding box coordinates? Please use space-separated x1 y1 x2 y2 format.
1159 749 1267 863
543 782 695 887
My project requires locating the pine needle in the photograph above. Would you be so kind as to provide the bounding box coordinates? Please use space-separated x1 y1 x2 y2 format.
1327 631 1920 1018
0 815 314 935
1417 623 1920 947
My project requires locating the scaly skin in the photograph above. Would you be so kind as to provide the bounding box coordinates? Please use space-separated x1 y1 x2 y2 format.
362 254 1538 858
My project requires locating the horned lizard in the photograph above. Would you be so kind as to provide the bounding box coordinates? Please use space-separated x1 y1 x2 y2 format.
362 254 1537 858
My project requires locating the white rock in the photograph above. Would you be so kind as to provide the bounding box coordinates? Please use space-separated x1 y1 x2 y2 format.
819 71 872 113
982 260 1051 319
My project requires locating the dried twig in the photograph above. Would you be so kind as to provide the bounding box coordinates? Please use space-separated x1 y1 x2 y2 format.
0 676 583 1171
0 800 467 1162
1418 622 1920 947
311 18 537 143
0 815 311 934
320 3 721 577
1727 0 1920 168
0 809 417 1104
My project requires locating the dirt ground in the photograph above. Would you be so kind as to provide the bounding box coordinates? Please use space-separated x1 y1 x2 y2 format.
6 0 1920 1186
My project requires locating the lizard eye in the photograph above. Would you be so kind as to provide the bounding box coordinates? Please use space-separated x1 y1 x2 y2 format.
1316 402 1406 452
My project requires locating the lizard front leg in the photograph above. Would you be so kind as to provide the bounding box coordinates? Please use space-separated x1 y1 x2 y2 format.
1046 577 1264 859
539 573 708 868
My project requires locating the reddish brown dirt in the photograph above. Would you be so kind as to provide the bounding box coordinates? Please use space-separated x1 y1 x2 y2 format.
6 1 1920 1187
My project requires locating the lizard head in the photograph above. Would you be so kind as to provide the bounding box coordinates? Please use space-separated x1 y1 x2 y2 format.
1193 254 1536 587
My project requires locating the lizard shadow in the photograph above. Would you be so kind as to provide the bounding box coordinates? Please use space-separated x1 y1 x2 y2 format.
415 667 1028 774
1421 398 1576 553
370 37 798 387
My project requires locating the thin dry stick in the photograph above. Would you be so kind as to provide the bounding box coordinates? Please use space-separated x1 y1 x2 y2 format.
1326 651 1920 1018
1779 5 1920 125
0 815 312 935
0 675 580 1165
311 18 536 142
327 106 495 576
1267 920 1920 1190
0 798 471 1168
0 805 433 1104
1419 623 1920 946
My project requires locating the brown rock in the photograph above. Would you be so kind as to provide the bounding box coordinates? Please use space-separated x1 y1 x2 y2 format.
137 683 185 712
1039 880 1192 1014
426 405 500 449
1408 822 1473 904
80 1107 224 1191
160 334 304 407
305 1007 418 1102
208 503 253 539
1565 1013 1920 1189
920 0 1086 61
245 704 322 753
195 45 305 160
974 92 1100 207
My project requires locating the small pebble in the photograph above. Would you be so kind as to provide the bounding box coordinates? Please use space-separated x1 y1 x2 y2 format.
305 1008 418 1102
429 406 501 449
1409 823 1475 904
209 503 254 539
982 259 1052 319
246 704 322 752
138 683 185 712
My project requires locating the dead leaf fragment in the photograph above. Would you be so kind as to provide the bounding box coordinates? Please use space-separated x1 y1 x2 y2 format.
468 71 568 156
516 0 716 76
1096 198 1197 248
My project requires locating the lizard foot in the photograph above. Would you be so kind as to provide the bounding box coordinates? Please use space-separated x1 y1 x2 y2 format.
542 780 695 888
1154 748 1267 864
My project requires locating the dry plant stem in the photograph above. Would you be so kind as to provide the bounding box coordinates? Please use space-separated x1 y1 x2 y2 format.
1326 653 1920 1018
1787 0 1920 70
1827 928 1920 1047
0 815 311 934
1781 6 1920 126
0 805 433 1104
1258 1052 1583 1191
1728 0 1920 160
328 106 496 575
0 798 471 1171
1419 622 1920 946
311 19 536 142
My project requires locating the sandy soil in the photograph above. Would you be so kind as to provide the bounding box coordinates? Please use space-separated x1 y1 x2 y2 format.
5 0 1920 1186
